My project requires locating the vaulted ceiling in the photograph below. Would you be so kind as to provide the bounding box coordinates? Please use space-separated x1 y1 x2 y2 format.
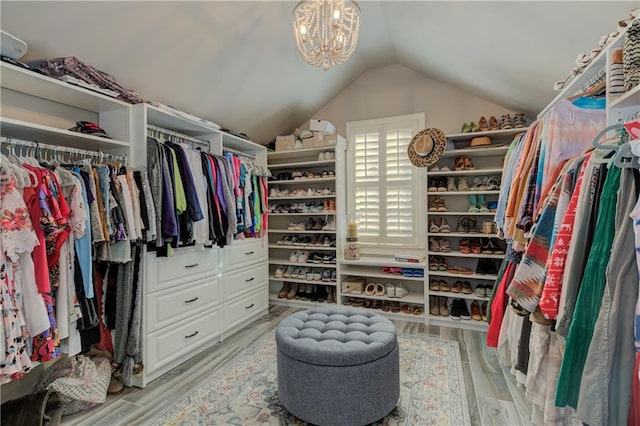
1 1 636 143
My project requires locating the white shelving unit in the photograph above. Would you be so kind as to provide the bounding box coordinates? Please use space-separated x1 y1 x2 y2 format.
268 140 346 309
424 128 524 330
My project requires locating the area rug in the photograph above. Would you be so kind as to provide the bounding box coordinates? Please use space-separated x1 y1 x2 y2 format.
149 334 470 425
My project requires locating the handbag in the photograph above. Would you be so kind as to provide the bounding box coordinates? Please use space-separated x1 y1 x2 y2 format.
34 355 111 415
1 389 62 426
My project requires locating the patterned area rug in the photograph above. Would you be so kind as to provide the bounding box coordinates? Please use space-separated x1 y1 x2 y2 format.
149 334 470 425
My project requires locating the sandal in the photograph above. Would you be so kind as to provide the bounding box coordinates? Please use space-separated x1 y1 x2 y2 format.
459 238 471 254
470 240 482 254
429 237 441 252
439 218 451 233
457 177 470 192
365 283 376 296
401 304 411 314
438 239 451 253
429 257 439 271
454 156 465 171
429 219 440 233
381 302 391 312
376 283 386 296
438 257 448 271
437 198 448 212
463 157 476 170
412 306 424 315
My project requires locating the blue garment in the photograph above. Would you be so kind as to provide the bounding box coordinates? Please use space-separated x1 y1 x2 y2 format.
167 142 204 222
495 134 525 231
72 171 94 298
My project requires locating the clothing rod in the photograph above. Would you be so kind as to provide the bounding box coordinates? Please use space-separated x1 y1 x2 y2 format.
223 147 256 160
147 124 210 147
1 136 127 162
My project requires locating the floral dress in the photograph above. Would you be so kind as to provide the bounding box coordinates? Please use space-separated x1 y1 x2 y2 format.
0 168 39 382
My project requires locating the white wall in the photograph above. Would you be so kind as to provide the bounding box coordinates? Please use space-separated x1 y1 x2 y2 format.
305 64 517 136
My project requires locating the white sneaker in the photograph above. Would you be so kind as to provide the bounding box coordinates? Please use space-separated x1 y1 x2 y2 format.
386 283 396 297
274 265 285 278
318 152 326 161
283 265 295 278
394 283 409 298
325 151 334 160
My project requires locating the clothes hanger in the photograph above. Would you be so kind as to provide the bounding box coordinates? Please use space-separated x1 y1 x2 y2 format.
567 80 606 101
613 140 640 168
591 122 625 150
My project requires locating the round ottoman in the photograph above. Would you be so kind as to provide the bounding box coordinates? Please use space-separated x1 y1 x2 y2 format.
276 306 399 426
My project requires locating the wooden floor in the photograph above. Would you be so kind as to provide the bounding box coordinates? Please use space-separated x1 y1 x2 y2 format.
62 305 532 425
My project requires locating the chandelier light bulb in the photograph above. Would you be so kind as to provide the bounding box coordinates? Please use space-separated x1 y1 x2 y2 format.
292 0 361 71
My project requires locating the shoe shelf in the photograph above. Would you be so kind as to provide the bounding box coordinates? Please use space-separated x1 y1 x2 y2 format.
429 211 495 216
342 292 424 305
428 290 491 302
268 159 335 169
340 268 425 282
427 190 500 196
428 168 504 177
268 145 335 159
269 177 336 184
269 195 336 200
269 244 337 251
429 271 498 281
269 229 336 234
269 258 337 268
269 296 337 309
427 250 504 259
445 128 528 142
339 256 425 268
428 232 492 238
428 316 488 331
269 275 337 285
268 212 336 216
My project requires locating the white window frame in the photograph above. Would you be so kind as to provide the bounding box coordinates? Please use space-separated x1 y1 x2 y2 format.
346 113 426 252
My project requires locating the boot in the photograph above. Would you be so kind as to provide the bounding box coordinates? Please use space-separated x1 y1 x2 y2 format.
468 195 480 212
447 177 457 191
438 296 449 316
430 297 439 316
477 195 489 212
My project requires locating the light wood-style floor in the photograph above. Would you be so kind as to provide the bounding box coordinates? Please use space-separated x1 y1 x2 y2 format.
62 305 531 425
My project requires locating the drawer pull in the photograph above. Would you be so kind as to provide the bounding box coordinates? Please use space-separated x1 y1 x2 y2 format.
245 303 255 310
185 331 199 339
185 297 199 303
184 263 199 268
244 251 255 256
245 277 255 282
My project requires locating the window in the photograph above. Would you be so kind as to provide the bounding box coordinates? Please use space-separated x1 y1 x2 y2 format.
346 113 426 249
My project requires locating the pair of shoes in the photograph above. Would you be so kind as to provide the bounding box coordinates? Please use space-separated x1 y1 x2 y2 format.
429 164 451 172
476 258 500 275
429 237 451 252
513 113 527 128
454 156 475 170
456 177 470 191
429 256 448 271
470 300 483 321
402 268 423 277
489 116 499 130
474 284 493 298
429 217 451 233
457 216 479 233
450 299 471 320
447 265 474 275
428 177 449 192
429 296 449 316
429 197 447 212
386 283 409 298
468 195 490 212
364 282 386 296
478 116 489 132
500 114 513 129
450 280 471 294
429 279 450 291
317 151 335 161
290 250 309 263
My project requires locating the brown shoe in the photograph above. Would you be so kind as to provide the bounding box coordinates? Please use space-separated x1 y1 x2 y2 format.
438 296 449 317
108 376 125 395
461 281 473 294
430 297 439 316
278 282 291 298
471 301 482 321
286 283 298 299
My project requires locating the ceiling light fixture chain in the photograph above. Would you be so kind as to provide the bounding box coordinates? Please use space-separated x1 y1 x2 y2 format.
292 0 361 71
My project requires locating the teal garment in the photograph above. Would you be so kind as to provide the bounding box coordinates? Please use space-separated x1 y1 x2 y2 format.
555 164 622 409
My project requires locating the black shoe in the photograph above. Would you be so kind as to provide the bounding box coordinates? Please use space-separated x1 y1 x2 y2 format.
458 299 471 320
317 286 327 303
476 259 487 275
487 259 500 275
309 285 319 302
450 299 462 320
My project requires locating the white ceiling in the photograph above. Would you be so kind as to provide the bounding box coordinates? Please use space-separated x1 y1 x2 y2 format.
1 1 636 143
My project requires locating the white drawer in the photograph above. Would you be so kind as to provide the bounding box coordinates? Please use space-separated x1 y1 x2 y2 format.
223 240 266 270
223 263 268 300
223 287 268 332
146 277 222 333
146 246 219 292
146 307 222 374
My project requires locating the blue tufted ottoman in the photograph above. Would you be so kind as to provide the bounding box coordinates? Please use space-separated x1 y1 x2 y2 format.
275 306 399 426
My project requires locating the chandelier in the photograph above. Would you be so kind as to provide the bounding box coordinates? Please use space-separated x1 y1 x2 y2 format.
292 0 361 71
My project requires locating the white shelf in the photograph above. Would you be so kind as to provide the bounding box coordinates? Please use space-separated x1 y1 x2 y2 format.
268 146 335 158
427 190 500 196
269 195 336 200
269 296 338 309
340 256 425 268
428 211 495 216
269 229 336 234
268 212 336 216
427 250 504 259
428 168 503 177
269 244 336 251
269 275 337 284
439 145 511 158
1 62 129 112
339 304 425 321
429 271 498 281
270 258 337 268
428 232 488 238
428 315 488 331
428 291 491 302
221 131 265 153
145 104 220 136
269 177 336 184
340 268 425 282
445 128 528 141
268 159 335 169
1 116 129 150
608 85 640 109
342 292 425 305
